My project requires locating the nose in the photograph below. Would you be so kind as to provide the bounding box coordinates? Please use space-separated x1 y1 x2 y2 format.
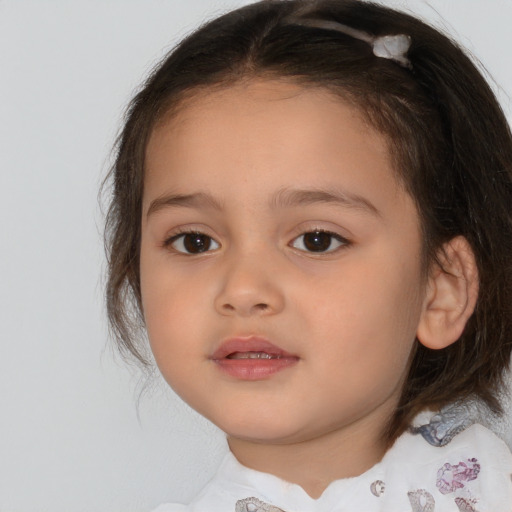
214 252 285 317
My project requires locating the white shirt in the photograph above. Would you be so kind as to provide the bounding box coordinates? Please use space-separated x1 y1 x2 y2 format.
153 415 512 511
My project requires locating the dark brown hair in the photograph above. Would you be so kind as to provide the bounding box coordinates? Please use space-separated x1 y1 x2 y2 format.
104 0 512 441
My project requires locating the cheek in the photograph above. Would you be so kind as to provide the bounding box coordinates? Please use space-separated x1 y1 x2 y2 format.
139 251 200 361
141 284 204 394
306 255 423 367
142 277 201 345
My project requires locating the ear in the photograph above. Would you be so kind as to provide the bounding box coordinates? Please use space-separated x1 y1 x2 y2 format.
416 236 479 350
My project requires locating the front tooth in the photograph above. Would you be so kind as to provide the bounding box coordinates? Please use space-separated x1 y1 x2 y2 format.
230 352 275 359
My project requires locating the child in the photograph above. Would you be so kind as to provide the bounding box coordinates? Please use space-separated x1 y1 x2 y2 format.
104 0 512 510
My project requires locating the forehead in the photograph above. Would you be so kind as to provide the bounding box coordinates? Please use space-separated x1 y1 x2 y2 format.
148 80 380 157
144 79 405 215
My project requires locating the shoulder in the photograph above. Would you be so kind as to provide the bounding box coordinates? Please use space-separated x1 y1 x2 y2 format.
379 413 512 511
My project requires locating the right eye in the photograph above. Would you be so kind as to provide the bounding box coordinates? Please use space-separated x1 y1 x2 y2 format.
166 232 220 254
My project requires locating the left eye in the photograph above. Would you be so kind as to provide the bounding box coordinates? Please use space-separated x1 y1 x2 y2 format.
290 231 347 253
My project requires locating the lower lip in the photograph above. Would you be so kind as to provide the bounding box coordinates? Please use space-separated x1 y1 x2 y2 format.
213 357 299 380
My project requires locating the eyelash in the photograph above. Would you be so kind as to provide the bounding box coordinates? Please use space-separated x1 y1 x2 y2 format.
163 230 220 254
163 229 351 255
289 230 350 254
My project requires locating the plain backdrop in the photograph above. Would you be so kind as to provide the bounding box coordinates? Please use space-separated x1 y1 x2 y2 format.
1 1 511 511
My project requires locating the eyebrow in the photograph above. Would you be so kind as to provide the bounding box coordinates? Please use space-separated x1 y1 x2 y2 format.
145 186 380 218
271 187 381 216
146 192 223 218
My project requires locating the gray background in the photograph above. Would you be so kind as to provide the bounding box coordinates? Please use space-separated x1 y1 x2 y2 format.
1 1 511 511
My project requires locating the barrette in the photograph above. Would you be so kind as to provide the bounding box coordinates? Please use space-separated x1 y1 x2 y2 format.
293 19 412 69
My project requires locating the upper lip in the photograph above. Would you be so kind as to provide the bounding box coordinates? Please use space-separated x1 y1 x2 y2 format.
211 336 297 360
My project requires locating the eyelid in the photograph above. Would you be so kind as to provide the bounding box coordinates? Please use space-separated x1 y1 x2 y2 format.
162 227 221 254
161 224 216 245
289 228 352 254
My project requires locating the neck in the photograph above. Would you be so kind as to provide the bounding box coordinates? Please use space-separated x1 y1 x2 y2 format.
228 414 390 499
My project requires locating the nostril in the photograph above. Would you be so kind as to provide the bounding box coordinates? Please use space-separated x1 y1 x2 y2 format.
219 301 272 316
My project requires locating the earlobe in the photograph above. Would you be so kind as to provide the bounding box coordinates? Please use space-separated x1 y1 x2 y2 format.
416 236 479 350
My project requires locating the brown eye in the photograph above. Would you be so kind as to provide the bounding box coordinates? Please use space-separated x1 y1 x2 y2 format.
169 233 220 254
291 231 347 253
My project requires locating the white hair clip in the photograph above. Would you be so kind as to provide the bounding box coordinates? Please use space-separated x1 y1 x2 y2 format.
372 34 412 68
293 19 412 69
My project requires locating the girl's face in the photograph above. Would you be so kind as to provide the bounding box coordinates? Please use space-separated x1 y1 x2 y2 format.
140 80 427 447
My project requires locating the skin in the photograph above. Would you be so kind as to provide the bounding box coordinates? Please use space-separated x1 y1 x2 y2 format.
140 80 429 498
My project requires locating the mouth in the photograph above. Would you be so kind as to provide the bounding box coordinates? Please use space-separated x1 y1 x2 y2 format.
226 352 284 360
211 337 299 380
